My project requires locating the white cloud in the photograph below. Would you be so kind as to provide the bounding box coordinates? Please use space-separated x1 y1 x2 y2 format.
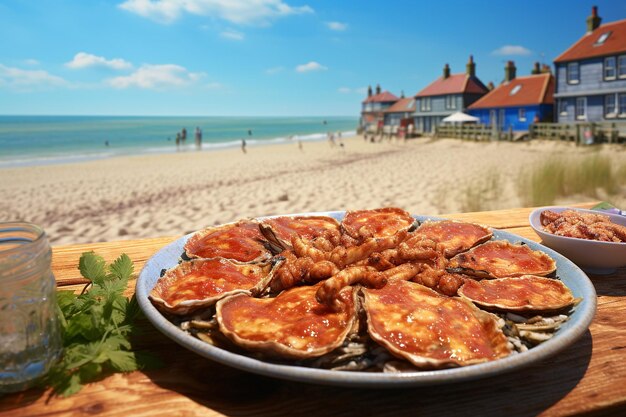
265 66 284 75
296 61 327 73
107 64 205 89
118 0 313 25
0 64 68 90
220 29 244 40
24 59 40 66
338 86 367 94
492 45 532 56
66 52 133 70
326 21 347 31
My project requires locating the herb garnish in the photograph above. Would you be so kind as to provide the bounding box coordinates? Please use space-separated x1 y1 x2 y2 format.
46 252 159 397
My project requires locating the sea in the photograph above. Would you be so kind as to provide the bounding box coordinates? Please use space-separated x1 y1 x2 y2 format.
0 116 358 168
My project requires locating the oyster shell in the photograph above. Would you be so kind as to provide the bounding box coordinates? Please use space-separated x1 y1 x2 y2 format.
184 219 272 262
447 240 556 279
362 280 511 368
260 215 340 250
341 207 416 244
150 258 278 315
216 283 357 359
414 220 492 258
459 275 579 312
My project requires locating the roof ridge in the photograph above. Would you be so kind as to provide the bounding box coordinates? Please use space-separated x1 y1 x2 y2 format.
538 74 551 103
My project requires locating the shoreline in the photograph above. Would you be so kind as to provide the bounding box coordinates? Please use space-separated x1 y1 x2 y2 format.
0 129 357 169
1 135 623 246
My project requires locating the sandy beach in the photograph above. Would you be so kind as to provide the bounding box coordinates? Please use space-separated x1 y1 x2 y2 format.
1 136 624 246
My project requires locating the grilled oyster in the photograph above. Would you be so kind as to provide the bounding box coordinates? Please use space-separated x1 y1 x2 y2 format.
362 280 511 368
459 275 579 312
184 219 272 262
415 220 492 258
216 283 357 359
447 240 556 279
150 258 278 315
260 215 340 250
341 207 416 244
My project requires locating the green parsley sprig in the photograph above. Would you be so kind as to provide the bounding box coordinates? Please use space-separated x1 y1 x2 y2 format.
46 252 159 397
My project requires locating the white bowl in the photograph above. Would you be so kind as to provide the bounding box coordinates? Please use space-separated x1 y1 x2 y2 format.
529 206 626 274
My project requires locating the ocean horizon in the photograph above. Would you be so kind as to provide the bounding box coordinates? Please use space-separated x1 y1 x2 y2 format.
0 115 358 168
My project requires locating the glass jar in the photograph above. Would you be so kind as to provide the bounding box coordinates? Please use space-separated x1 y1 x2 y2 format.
0 222 61 393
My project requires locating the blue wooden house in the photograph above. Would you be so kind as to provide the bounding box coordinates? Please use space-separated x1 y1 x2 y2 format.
411 56 489 133
554 7 626 122
467 61 555 131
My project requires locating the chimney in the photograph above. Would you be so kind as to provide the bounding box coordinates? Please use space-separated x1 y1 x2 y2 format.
375 84 381 95
541 64 552 74
531 62 541 75
400 90 405 98
443 63 450 79
367 85 372 97
587 6 601 33
487 81 495 91
504 61 516 83
466 55 476 77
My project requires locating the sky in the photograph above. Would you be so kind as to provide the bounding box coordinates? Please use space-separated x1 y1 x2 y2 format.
0 0 625 117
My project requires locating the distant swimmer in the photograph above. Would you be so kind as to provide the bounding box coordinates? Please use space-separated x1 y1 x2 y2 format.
248 129 252 136
104 140 109 147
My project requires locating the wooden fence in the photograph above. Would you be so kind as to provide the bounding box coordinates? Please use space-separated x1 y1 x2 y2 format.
530 122 625 144
434 122 625 144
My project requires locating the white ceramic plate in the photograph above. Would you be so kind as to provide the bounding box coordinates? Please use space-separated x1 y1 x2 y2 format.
136 212 597 388
529 206 626 274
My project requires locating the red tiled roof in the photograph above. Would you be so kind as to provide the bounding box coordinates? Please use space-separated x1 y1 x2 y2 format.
384 97 416 113
363 91 399 103
468 73 554 109
554 18 626 62
415 73 488 97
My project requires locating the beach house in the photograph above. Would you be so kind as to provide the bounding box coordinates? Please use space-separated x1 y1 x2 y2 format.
383 95 416 127
467 61 555 131
360 85 399 132
412 56 489 133
553 6 626 122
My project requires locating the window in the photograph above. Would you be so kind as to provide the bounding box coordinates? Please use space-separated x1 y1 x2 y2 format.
490 110 497 126
567 62 579 84
619 55 626 78
620 93 626 117
604 57 617 80
575 97 586 120
447 95 456 109
519 108 526 122
559 99 568 116
595 31 611 45
510 85 522 95
605 94 616 118
420 97 431 111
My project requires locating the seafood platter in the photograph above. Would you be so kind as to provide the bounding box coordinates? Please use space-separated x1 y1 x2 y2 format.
136 207 597 387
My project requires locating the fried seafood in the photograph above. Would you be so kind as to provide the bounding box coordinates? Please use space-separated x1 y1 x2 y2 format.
341 207 415 244
260 215 341 250
216 283 357 359
459 275 579 312
150 258 278 315
447 240 557 279
362 280 511 368
540 209 626 243
184 220 271 262
415 220 493 257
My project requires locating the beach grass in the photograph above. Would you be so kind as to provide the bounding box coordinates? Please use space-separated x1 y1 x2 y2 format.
517 153 624 206
461 170 503 212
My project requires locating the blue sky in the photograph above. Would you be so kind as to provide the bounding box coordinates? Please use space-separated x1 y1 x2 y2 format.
0 0 624 116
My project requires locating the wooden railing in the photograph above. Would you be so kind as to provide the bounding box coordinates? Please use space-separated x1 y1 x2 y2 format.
433 124 493 141
530 122 625 144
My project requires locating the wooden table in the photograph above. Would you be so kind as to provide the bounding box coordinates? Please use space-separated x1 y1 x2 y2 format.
2 203 625 417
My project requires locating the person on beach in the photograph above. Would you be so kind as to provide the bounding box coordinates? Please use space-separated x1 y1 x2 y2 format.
181 128 187 145
195 127 202 150
298 140 303 151
328 132 336 147
241 138 247 154
175 132 181 150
